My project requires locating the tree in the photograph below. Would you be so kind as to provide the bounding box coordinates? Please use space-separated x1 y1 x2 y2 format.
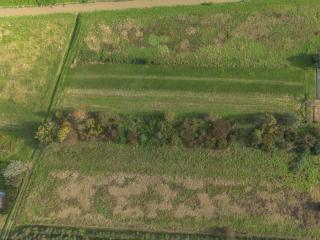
35 121 57 145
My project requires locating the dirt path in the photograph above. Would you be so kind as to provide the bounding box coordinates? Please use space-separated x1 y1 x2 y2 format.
0 0 240 17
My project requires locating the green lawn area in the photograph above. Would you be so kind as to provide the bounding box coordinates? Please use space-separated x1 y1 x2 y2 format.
0 14 75 161
62 63 306 116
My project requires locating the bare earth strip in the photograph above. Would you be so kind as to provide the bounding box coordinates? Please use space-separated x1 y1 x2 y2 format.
0 0 240 17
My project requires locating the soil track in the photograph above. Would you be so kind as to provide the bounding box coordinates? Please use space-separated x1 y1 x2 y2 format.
0 0 240 17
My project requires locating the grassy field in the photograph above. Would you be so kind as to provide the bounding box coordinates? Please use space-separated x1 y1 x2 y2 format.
61 63 306 116
0 14 75 161
60 0 320 117
0 14 76 231
77 0 320 69
17 142 320 238
9 0 320 238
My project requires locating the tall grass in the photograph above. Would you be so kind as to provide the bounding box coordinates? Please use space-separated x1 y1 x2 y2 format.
77 0 320 71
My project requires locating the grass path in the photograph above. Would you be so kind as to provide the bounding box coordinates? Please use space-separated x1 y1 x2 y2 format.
0 0 240 17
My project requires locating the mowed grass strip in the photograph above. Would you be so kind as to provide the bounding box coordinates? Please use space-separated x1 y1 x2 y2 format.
66 64 305 96
67 74 304 95
62 89 300 116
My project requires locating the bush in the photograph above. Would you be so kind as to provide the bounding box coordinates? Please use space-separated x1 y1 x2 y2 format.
35 121 57 145
71 109 88 123
127 130 138 144
210 119 232 141
3 161 29 187
311 142 320 155
250 129 262 147
57 121 71 143
163 111 176 123
83 118 102 140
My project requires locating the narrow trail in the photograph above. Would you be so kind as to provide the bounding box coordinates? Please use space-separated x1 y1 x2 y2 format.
0 0 240 17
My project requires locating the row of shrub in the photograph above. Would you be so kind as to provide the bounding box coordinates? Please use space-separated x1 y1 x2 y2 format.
35 110 233 149
35 110 320 173
35 110 320 156
10 225 236 240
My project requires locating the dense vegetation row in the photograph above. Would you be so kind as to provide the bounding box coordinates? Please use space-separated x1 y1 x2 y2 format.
9 225 273 240
35 109 320 172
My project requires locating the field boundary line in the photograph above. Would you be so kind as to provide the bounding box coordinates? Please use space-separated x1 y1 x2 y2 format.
11 223 301 240
0 14 80 240
45 13 81 119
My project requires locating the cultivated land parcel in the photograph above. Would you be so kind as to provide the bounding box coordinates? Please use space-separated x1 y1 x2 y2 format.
3 0 320 239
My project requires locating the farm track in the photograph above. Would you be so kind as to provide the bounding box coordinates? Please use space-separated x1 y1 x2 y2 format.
0 0 240 17
0 15 81 240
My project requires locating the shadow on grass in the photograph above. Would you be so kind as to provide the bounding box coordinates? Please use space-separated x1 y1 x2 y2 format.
287 53 316 69
0 120 41 150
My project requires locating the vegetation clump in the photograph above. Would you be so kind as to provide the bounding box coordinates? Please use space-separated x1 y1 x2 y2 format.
36 110 320 166
3 161 29 187
36 110 233 150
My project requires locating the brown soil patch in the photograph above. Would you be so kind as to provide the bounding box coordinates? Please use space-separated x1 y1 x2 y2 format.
179 39 190 52
117 18 143 41
146 183 177 218
85 33 101 52
51 170 79 180
56 175 96 211
99 24 112 45
55 207 81 219
46 172 319 229
185 26 197 36
175 193 215 219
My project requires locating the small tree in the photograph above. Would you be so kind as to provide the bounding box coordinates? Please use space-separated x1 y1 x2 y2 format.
35 121 57 145
57 121 71 143
3 161 29 187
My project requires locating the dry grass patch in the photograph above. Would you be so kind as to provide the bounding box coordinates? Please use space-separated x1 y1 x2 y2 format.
21 170 320 232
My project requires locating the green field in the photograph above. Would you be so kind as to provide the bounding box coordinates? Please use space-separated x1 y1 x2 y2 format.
17 142 320 238
5 0 320 239
62 63 305 116
77 0 320 69
0 14 75 161
0 14 75 231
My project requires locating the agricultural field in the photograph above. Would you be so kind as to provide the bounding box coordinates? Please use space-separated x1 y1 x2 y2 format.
5 0 320 239
17 142 320 238
61 0 320 116
0 14 76 231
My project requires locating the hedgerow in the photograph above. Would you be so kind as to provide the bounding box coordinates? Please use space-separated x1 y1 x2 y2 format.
36 110 233 150
35 110 320 170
